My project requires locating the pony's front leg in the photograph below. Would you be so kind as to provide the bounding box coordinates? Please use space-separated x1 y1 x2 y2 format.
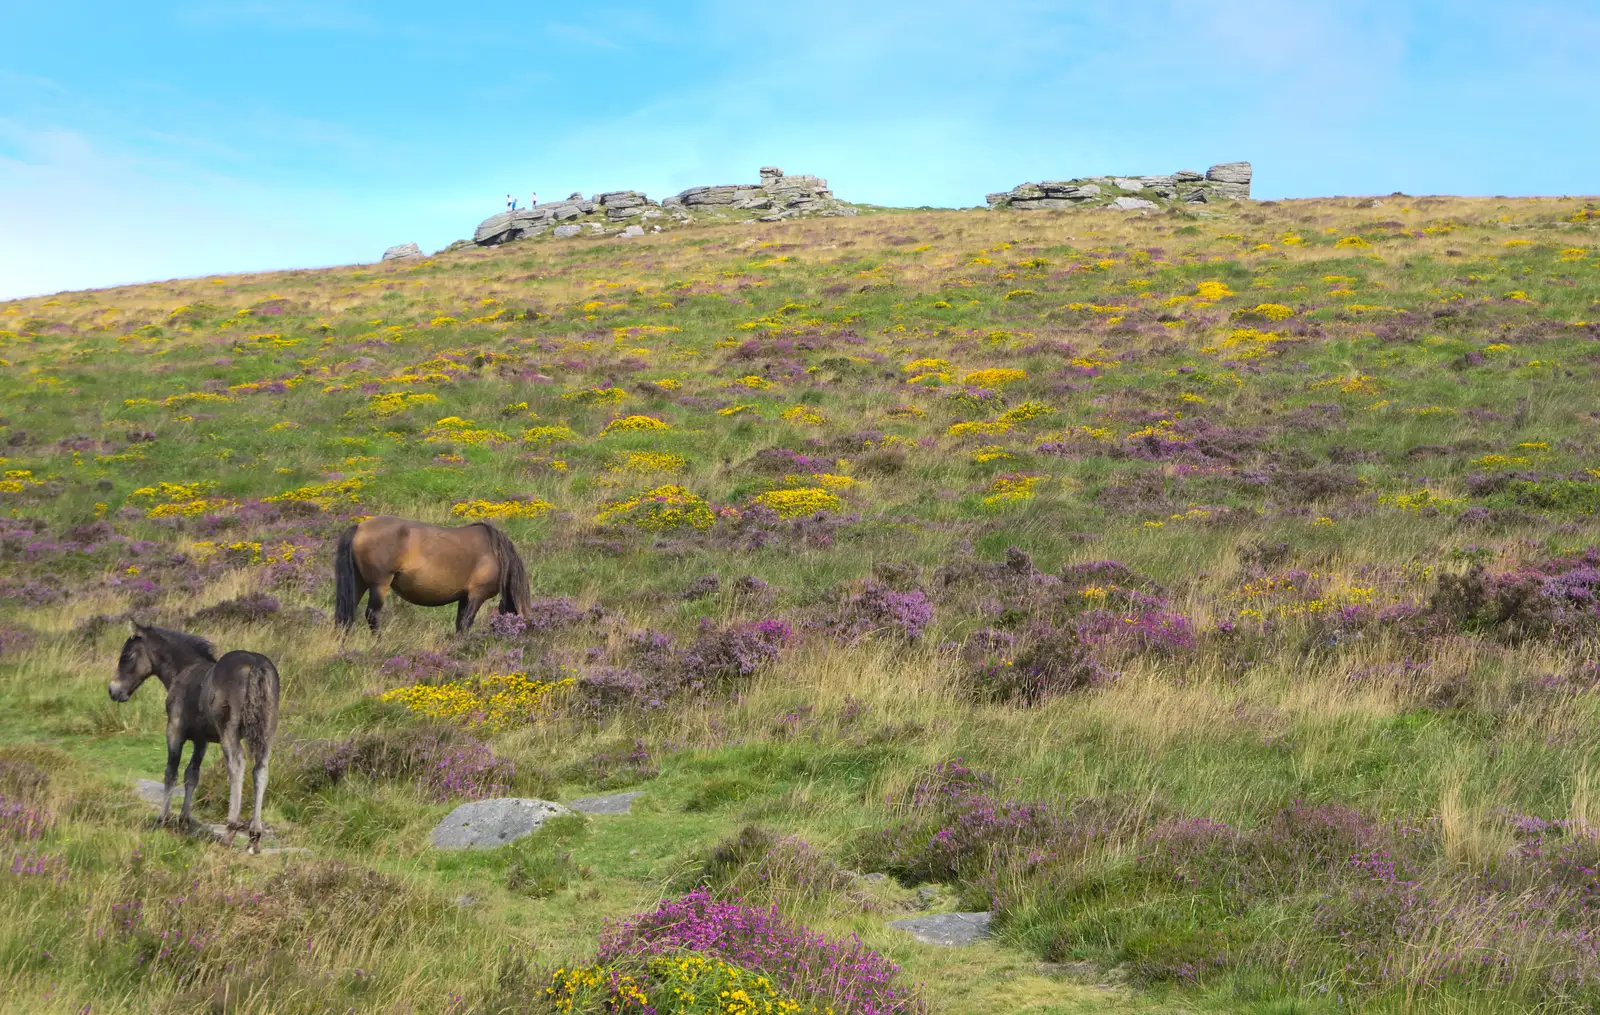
219 737 245 847
160 733 183 824
180 740 207 828
248 747 271 854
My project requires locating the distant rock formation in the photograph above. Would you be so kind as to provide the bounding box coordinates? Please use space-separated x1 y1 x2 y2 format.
381 242 423 261
987 162 1252 211
665 167 856 221
470 166 855 246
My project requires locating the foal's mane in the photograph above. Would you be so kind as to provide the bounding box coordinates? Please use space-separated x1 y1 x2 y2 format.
142 625 217 662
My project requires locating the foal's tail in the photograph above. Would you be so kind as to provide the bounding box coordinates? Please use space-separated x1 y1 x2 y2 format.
480 523 532 616
240 655 281 754
333 523 361 628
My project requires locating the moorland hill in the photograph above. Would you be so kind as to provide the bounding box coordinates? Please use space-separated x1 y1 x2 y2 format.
2 193 1600 1015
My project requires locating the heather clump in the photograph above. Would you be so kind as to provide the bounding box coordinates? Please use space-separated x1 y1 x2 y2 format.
281 725 519 802
188 591 280 625
958 624 1108 704
820 580 933 642
1449 551 1600 642
858 760 1084 886
487 596 601 638
594 890 925 1014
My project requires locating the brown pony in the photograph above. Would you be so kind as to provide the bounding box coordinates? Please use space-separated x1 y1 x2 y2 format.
334 515 532 633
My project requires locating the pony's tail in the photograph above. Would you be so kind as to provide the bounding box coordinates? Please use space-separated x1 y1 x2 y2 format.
333 524 361 628
481 523 532 616
241 655 281 754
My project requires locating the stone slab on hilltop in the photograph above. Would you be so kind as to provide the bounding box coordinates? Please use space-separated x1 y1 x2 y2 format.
988 162 1252 210
381 242 423 261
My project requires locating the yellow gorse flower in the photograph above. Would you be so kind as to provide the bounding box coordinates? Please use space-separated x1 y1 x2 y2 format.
380 673 572 732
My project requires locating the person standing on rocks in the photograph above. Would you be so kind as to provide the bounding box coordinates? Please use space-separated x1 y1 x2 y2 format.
529 191 538 208
506 194 516 212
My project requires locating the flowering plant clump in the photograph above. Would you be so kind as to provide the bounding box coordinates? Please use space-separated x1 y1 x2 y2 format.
562 386 627 406
544 954 827 1015
264 476 363 510
424 417 514 445
366 390 439 416
983 474 1041 506
128 481 235 517
523 425 579 446
753 487 843 519
680 618 793 690
596 485 715 531
995 401 1054 425
602 414 671 436
595 890 924 1014
379 673 573 732
610 451 688 475
822 580 933 642
962 368 1026 388
780 406 828 426
296 727 515 802
451 498 554 520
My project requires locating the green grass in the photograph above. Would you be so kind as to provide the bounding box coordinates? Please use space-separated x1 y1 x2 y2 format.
0 196 1599 1013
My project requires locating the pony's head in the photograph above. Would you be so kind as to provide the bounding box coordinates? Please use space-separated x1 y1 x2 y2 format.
109 621 159 702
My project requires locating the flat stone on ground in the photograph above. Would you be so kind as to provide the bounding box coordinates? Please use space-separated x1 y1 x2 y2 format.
887 912 993 946
567 791 643 815
430 798 571 849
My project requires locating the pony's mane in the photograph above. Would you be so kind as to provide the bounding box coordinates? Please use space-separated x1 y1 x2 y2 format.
144 625 217 662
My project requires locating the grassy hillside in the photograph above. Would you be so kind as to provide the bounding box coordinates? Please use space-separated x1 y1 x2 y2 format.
2 194 1600 1015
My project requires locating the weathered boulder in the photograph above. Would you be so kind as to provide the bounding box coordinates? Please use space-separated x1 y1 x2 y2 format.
430 798 571 849
474 208 553 245
618 224 646 238
1206 161 1253 185
888 912 993 946
381 242 423 261
1110 196 1158 211
552 224 581 238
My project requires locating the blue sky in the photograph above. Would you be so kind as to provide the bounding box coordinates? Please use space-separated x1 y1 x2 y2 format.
2 1 1596 299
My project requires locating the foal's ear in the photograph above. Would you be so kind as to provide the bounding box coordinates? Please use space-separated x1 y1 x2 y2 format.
129 618 147 636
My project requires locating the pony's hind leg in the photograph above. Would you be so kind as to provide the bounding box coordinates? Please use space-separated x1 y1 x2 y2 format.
180 740 207 828
219 735 246 847
247 746 271 854
365 579 390 633
456 590 491 634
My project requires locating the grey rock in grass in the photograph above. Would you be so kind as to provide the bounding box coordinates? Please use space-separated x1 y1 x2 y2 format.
568 791 643 815
618 224 646 238
553 224 582 238
381 242 424 261
1110 196 1158 211
888 912 993 946
430 798 571 849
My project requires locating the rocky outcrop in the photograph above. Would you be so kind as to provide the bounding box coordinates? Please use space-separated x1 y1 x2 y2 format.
381 242 423 261
988 162 1252 211
471 166 856 246
664 167 856 221
474 197 598 245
